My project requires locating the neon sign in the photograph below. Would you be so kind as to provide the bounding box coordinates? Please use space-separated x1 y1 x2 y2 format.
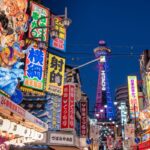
24 47 46 90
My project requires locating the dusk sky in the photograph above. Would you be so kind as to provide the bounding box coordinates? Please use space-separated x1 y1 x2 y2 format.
43 0 150 113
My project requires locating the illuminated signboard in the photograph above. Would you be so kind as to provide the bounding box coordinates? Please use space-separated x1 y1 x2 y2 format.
50 15 66 52
48 94 61 130
128 76 139 118
61 84 75 130
146 73 150 100
120 102 127 125
80 101 87 137
24 47 46 90
29 2 50 43
46 54 65 96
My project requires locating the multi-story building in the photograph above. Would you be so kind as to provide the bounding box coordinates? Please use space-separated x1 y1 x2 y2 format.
115 86 129 127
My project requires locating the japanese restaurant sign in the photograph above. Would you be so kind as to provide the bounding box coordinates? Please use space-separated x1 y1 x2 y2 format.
0 95 48 130
28 2 50 43
50 15 66 52
80 101 87 137
128 76 139 118
49 132 74 145
61 84 75 130
24 47 46 90
46 54 65 96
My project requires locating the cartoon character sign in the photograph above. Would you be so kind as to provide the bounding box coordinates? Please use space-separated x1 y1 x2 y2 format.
0 0 28 46
0 0 31 98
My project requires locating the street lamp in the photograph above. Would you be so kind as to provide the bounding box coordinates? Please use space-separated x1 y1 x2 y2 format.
104 105 107 108
109 118 112 121
116 125 119 128
100 109 104 113
30 7 72 40
114 101 118 105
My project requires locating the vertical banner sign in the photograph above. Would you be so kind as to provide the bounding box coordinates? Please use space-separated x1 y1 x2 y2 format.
61 85 69 129
48 94 61 130
46 54 65 96
69 84 75 128
50 15 66 52
24 47 46 90
80 101 87 137
128 76 139 118
61 84 75 130
29 2 50 43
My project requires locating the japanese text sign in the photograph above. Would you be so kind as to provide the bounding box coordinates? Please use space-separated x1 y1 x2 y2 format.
46 54 65 96
80 101 87 137
61 84 75 130
128 76 139 118
48 94 61 130
50 15 66 52
49 133 74 145
24 47 46 90
29 2 50 43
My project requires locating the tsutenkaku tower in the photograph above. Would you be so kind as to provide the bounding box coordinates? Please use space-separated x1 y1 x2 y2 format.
94 40 115 120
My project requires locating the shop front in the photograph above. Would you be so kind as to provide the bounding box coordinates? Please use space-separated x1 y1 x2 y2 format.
0 94 48 148
48 131 80 150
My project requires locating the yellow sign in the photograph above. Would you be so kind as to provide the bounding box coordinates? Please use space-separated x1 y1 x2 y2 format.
146 73 150 100
128 76 139 118
46 54 65 95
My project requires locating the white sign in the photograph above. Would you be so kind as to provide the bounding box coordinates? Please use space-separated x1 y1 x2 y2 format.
49 133 74 145
101 70 106 91
120 102 127 125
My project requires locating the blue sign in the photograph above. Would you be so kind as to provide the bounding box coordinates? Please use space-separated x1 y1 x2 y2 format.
135 137 140 144
86 138 92 145
11 89 23 104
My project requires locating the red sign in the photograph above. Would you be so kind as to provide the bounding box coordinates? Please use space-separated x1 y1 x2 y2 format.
61 84 75 129
80 101 87 137
69 84 75 128
138 139 150 149
0 95 25 117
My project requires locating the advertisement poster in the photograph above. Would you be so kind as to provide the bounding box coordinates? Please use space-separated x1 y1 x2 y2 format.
50 15 66 52
128 76 139 118
28 2 50 43
24 47 46 90
46 54 65 96
61 84 75 130
80 101 87 137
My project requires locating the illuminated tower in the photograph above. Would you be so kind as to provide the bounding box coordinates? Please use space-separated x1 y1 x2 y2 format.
94 40 115 120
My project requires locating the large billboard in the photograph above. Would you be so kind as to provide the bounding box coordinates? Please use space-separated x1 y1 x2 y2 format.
80 101 87 137
61 84 75 130
128 76 139 118
24 47 46 90
28 2 50 43
50 15 66 52
46 54 65 96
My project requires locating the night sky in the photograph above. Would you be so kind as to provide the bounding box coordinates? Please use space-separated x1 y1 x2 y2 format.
43 0 150 113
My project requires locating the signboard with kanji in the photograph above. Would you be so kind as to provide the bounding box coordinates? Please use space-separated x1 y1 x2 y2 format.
49 132 74 145
48 94 61 130
61 84 75 130
29 2 50 43
80 101 87 137
50 15 66 52
24 47 46 90
46 54 65 96
128 76 139 118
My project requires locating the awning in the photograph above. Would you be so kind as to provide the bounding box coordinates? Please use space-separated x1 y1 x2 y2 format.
50 146 80 150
